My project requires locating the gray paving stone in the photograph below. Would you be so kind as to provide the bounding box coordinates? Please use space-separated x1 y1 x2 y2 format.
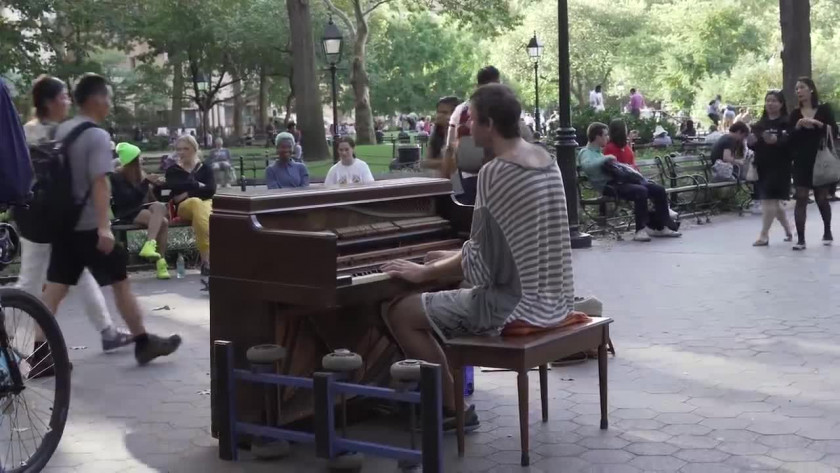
768 447 826 462
625 442 679 456
780 462 839 473
628 455 686 472
579 449 635 464
757 434 813 448
673 449 730 463
679 463 740 473
717 442 770 456
667 435 721 449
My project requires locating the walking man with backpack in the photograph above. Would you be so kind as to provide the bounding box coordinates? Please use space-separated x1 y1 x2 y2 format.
17 75 135 352
39 74 181 369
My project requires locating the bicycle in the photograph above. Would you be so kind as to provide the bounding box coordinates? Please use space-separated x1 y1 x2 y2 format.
0 214 71 472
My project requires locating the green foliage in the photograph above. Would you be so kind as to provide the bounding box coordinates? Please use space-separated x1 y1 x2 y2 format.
365 12 488 115
548 106 677 146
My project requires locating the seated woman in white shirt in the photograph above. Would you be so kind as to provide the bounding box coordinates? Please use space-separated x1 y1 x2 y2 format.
324 137 375 185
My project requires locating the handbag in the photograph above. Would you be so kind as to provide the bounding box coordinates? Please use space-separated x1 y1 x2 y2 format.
745 154 759 182
812 126 840 187
711 160 735 182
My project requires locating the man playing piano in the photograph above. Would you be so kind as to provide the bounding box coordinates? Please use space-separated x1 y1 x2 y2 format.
383 84 576 431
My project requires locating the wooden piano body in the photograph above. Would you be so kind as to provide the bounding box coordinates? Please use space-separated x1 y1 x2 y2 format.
209 177 472 431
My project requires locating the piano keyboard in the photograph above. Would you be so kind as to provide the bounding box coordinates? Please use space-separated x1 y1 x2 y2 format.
337 269 391 287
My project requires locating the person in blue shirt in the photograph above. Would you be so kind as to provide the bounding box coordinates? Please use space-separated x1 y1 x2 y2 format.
265 132 309 189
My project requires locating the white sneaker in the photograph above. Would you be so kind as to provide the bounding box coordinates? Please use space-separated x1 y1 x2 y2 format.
574 296 603 316
633 230 651 242
649 228 682 238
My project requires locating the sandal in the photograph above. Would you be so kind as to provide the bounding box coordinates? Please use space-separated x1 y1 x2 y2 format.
752 239 769 247
784 234 793 242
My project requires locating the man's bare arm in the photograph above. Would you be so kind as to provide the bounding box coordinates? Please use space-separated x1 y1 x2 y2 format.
92 175 111 232
423 250 463 280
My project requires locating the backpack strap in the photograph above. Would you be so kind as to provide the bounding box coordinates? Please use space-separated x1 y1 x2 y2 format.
61 121 100 149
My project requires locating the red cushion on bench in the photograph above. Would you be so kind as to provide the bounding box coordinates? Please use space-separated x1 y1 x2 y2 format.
501 312 591 336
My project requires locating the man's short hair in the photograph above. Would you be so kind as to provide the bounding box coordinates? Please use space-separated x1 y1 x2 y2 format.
729 122 750 135
587 122 608 143
630 88 637 94
469 84 521 139
73 73 109 106
476 66 501 86
595 85 602 93
438 95 460 109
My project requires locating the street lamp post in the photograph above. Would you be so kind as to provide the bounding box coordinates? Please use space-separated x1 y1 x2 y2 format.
556 0 591 248
322 18 344 163
526 34 543 136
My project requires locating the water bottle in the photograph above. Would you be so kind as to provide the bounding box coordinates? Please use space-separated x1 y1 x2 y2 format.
176 254 185 279
464 365 475 396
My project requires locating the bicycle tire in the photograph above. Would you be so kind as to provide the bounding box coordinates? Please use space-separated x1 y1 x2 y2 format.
0 288 71 473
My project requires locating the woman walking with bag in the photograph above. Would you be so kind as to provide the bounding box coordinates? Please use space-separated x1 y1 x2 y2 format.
789 77 839 250
749 90 793 246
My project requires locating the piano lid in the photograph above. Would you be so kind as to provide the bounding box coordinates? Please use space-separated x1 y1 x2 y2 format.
212 177 453 215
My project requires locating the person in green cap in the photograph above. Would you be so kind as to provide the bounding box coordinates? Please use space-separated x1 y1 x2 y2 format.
110 142 171 279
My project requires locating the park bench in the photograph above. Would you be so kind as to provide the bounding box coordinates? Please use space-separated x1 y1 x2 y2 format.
445 316 613 467
664 154 749 219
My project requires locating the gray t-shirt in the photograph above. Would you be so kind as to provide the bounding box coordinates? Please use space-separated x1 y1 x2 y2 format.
54 115 114 231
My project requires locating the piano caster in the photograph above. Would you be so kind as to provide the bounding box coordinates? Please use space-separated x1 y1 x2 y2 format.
247 344 287 453
322 349 363 448
391 360 425 456
328 451 364 472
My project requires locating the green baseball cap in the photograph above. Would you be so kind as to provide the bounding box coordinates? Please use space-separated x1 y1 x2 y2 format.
115 142 141 166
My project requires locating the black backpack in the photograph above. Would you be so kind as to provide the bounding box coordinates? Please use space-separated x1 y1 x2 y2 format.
14 122 99 243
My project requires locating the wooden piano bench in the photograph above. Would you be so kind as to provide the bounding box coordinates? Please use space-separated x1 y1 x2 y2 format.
444 316 613 467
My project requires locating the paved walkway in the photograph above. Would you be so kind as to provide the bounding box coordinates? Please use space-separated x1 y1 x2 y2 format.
42 204 840 472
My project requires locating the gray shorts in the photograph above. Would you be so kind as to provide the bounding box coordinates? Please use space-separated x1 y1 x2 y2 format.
421 288 502 340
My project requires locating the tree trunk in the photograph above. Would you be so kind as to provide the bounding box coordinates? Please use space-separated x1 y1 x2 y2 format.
350 13 376 145
170 58 184 131
286 0 329 160
233 80 244 144
284 73 295 125
780 0 811 108
258 67 269 132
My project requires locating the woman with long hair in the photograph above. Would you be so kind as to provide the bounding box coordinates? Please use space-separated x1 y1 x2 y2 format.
423 96 460 176
16 75 132 350
110 143 170 278
603 119 637 168
749 90 793 246
164 135 214 272
789 77 839 250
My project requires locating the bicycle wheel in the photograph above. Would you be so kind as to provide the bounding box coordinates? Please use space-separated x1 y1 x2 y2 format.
0 288 71 472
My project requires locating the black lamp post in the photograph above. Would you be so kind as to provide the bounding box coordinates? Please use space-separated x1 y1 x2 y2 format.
322 18 343 163
526 33 543 136
556 0 591 248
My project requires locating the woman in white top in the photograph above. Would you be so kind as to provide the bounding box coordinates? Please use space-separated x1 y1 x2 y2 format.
324 137 375 185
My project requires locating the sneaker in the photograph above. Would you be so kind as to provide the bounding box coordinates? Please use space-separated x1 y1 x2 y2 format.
27 341 54 379
649 228 682 238
156 258 171 280
574 296 603 316
443 405 480 434
633 230 651 242
135 334 182 365
823 233 833 246
139 240 161 260
793 242 807 251
102 326 134 352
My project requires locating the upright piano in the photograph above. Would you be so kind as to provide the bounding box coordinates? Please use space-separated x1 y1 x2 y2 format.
209 177 472 431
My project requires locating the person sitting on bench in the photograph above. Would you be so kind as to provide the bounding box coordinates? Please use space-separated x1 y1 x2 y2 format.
382 84 576 432
110 142 170 280
578 122 681 242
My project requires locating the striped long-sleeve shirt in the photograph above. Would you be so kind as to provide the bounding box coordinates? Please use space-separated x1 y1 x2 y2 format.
460 151 575 331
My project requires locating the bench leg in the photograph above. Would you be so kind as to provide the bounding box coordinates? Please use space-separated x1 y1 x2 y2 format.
454 365 465 457
517 371 530 466
599 333 609 430
539 365 548 422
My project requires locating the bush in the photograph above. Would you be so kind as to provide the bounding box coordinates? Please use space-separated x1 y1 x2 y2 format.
548 106 679 146
135 135 171 152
